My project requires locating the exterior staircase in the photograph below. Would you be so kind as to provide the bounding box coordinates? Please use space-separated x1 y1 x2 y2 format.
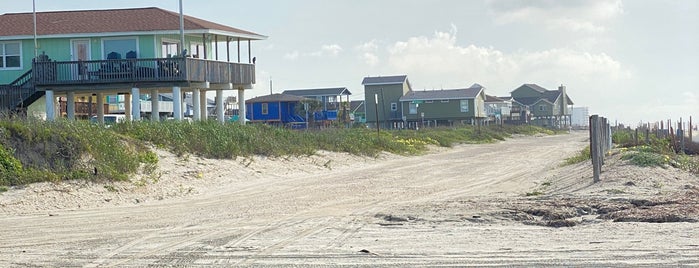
0 69 41 114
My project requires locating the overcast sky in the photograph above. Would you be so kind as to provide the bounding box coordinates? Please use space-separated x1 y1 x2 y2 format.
3 0 697 125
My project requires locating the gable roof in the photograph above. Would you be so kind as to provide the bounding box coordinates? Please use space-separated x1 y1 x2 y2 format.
361 75 408 86
518 83 548 93
511 85 575 106
485 94 506 103
281 87 351 97
0 7 266 40
350 100 365 113
542 90 562 103
399 86 484 102
246 94 306 104
512 97 543 106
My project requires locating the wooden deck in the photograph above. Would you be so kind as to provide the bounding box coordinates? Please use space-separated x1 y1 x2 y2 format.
33 58 255 89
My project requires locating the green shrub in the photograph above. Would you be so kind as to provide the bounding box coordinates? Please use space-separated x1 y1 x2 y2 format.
621 151 669 167
563 146 591 166
0 144 23 186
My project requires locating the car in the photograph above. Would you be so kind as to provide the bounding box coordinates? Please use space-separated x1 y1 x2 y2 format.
90 114 127 126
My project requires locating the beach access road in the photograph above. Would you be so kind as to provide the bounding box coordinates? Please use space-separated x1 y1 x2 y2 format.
1 131 697 267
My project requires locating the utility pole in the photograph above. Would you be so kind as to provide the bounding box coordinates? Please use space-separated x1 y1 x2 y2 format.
179 0 186 56
33 0 38 58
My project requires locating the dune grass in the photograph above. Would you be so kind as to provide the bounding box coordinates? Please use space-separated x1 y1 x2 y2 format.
0 117 556 187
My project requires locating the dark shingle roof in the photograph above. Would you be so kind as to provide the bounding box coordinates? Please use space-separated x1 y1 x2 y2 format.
246 94 306 104
361 75 408 85
485 94 505 102
513 90 574 106
542 90 562 103
282 87 351 97
350 100 364 113
0 7 266 39
522 83 548 93
399 86 483 102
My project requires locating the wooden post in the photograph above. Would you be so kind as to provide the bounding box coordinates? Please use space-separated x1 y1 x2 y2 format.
590 115 601 183
689 116 693 144
645 127 650 144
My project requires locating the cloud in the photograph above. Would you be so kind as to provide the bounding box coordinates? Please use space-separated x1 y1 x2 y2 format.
283 50 299 60
323 44 343 56
310 44 343 57
356 40 379 52
382 27 630 98
287 44 343 59
356 40 380 66
486 0 623 33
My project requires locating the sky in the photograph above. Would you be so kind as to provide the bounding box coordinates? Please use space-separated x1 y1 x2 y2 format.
2 0 697 125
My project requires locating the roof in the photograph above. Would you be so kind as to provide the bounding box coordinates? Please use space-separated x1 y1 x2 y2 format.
281 87 351 97
0 7 266 40
511 97 542 106
361 75 408 86
518 84 549 93
485 94 506 103
512 90 575 106
542 90 562 103
350 100 365 113
246 94 306 104
399 86 484 102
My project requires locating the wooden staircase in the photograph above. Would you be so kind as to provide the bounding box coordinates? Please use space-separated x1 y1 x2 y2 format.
0 69 41 114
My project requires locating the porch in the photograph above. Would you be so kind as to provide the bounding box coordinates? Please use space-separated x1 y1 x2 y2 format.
31 57 256 124
33 57 255 89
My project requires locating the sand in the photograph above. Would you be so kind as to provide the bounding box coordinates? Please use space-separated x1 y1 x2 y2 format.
1 131 698 267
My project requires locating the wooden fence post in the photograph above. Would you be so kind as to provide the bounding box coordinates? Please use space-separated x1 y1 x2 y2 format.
590 115 601 183
690 116 693 144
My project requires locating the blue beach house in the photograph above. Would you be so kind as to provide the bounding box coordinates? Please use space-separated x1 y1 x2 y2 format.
245 93 307 127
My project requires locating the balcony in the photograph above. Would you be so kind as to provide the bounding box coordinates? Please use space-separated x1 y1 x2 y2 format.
33 58 255 89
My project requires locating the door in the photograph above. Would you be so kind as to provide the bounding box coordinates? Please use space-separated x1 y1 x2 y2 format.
71 39 90 80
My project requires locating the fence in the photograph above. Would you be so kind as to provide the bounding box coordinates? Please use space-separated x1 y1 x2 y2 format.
589 115 612 183
590 115 696 183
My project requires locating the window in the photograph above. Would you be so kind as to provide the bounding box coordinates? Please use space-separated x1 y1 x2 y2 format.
425 100 434 103
190 43 204 59
441 99 450 103
460 100 469 113
0 42 21 69
539 105 545 111
261 103 269 115
409 103 418 114
162 40 180 58
390 102 397 111
103 38 137 59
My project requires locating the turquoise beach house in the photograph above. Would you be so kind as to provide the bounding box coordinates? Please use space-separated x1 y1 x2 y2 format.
0 7 266 123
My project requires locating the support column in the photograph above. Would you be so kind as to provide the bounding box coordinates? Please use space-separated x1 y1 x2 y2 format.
173 86 182 120
124 94 132 121
131 87 141 121
151 89 160 121
66 91 75 120
45 90 55 121
192 88 201 121
237 87 246 124
216 89 224 123
96 93 105 124
200 90 208 120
